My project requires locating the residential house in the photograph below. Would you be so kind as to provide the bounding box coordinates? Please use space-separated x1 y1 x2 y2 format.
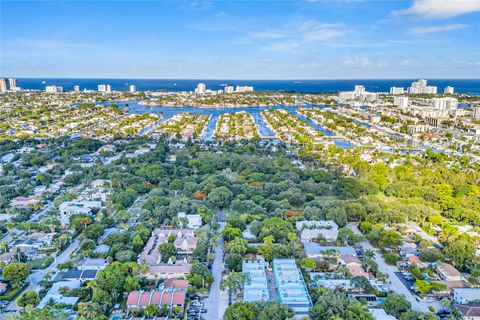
456 305 480 320
303 243 356 260
126 288 186 313
454 288 480 304
437 263 464 281
37 280 81 309
296 220 339 242
10 196 40 207
78 258 108 271
144 264 192 280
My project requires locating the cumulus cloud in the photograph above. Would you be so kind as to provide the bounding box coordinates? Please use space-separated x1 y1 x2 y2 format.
408 23 470 34
397 0 480 18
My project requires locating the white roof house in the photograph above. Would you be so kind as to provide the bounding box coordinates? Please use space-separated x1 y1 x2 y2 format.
296 220 339 242
369 309 397 320
453 288 480 304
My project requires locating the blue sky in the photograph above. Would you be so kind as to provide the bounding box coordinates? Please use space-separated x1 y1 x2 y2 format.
1 0 479 79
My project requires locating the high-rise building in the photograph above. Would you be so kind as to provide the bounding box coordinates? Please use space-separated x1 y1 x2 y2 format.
444 86 454 94
98 84 107 92
235 85 254 93
390 87 404 95
431 97 458 111
408 79 437 94
394 96 409 109
195 83 206 94
106 84 111 93
0 79 7 93
45 85 64 93
74 85 80 92
472 106 480 120
129 85 137 93
8 78 17 89
224 86 234 94
354 85 365 95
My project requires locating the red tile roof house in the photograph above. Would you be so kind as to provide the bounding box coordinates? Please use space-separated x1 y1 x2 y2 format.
126 288 186 316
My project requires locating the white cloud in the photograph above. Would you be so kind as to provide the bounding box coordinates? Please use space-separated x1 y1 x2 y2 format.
343 56 386 67
397 0 480 18
243 20 347 52
408 23 470 34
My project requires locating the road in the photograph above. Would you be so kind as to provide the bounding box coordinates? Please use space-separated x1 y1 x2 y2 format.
204 208 229 320
346 223 442 313
5 239 80 312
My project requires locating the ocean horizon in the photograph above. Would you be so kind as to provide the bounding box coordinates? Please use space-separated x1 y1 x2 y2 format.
11 78 480 95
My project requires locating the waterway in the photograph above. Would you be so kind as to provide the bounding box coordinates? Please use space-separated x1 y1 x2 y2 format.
89 100 354 148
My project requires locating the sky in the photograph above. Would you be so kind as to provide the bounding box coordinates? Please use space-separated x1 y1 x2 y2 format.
1 0 480 79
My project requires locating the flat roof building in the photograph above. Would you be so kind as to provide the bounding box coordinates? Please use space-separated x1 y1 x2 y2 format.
242 260 269 302
273 259 312 319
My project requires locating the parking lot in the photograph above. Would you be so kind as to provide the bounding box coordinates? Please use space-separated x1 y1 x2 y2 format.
187 295 207 320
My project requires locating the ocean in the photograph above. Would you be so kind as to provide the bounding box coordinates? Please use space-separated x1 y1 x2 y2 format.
14 78 480 95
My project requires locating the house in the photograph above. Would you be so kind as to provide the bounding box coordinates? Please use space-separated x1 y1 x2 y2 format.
163 279 189 289
303 243 356 260
369 309 397 320
126 288 186 312
144 263 192 280
59 201 102 216
341 255 369 278
0 214 14 222
78 258 108 271
0 252 16 265
296 220 339 242
456 305 480 320
242 260 269 302
10 196 40 207
37 280 81 309
61 269 98 282
437 263 464 281
1 153 15 163
139 229 197 264
454 288 480 304
178 213 202 229
91 179 111 188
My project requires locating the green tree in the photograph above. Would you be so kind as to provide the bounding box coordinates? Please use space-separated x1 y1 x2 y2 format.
158 243 177 263
443 239 476 269
380 293 411 319
209 186 233 207
3 262 30 287
309 289 374 320
17 290 40 308
220 272 250 305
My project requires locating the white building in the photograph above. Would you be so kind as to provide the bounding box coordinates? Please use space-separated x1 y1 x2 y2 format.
106 84 111 92
339 85 377 102
45 85 64 93
73 85 80 92
408 79 437 94
98 84 107 92
0 78 7 93
390 87 404 95
453 288 480 304
393 96 409 109
224 86 234 93
235 85 254 93
129 85 137 93
431 97 458 111
296 220 339 242
444 86 454 94
195 83 206 94
473 106 480 120
8 78 17 89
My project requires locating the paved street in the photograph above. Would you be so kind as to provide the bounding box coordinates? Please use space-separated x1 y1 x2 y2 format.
347 223 442 313
204 208 229 320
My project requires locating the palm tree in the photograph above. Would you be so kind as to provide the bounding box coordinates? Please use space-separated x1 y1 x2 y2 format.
139 259 150 275
0 241 8 253
144 304 158 318
365 249 375 259
43 272 53 282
